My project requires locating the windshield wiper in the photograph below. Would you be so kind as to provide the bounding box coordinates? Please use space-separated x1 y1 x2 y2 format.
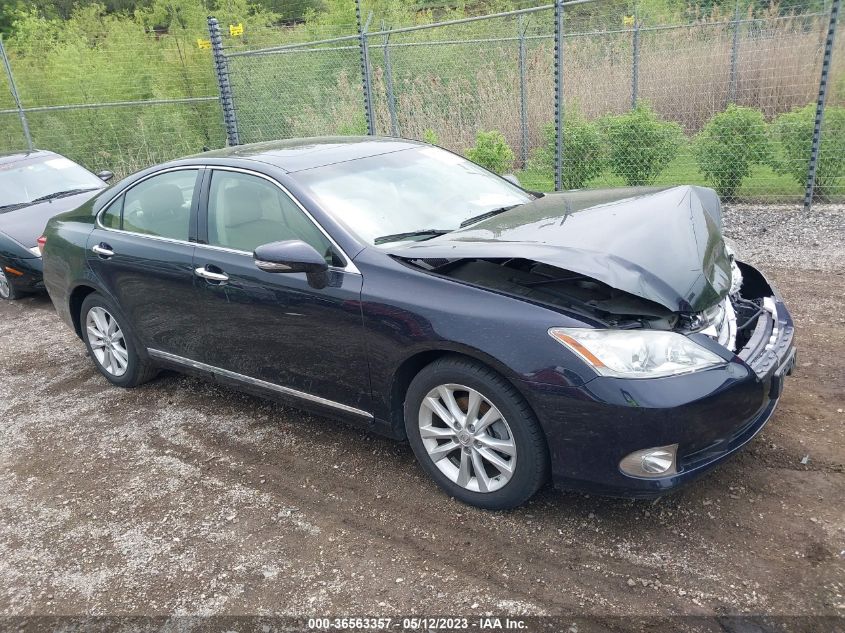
28 187 101 204
374 229 452 245
459 204 520 228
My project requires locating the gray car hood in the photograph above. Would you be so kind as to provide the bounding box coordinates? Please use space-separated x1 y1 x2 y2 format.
388 185 732 313
0 189 102 249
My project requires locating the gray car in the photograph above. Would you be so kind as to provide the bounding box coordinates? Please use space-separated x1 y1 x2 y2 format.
0 149 111 300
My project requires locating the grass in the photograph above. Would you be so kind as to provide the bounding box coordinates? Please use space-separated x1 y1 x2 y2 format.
517 152 803 202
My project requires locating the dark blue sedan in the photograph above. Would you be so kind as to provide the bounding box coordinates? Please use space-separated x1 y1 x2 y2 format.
40 138 796 509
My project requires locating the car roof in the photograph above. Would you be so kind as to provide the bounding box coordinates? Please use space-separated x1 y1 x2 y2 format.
0 149 57 165
186 136 424 173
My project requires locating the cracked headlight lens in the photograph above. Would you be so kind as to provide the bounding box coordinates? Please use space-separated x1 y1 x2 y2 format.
549 327 726 378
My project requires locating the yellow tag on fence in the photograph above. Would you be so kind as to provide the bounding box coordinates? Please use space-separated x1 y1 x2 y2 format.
229 23 244 37
196 38 211 49
623 15 635 26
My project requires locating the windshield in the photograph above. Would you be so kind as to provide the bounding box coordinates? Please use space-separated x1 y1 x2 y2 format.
296 146 533 245
0 154 105 208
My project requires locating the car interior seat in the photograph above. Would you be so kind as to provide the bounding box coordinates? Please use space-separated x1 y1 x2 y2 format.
214 183 289 252
213 181 333 263
136 183 189 239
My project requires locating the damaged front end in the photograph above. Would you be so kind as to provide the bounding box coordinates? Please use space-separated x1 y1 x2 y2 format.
681 243 793 368
393 247 796 495
381 185 795 496
389 185 782 361
400 249 768 359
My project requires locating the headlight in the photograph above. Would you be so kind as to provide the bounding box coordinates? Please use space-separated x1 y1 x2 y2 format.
549 327 725 378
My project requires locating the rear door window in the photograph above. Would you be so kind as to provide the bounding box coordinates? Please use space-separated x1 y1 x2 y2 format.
121 169 199 241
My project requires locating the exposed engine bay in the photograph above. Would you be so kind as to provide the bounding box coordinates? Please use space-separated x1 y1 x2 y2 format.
400 247 774 355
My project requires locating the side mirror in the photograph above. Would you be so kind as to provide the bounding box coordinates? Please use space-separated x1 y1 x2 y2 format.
254 240 329 288
97 170 114 182
502 173 521 186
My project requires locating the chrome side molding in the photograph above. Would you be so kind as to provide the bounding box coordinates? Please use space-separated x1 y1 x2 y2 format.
147 348 373 419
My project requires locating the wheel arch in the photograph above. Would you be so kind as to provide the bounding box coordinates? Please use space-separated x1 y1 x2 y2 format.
387 345 540 440
68 283 99 339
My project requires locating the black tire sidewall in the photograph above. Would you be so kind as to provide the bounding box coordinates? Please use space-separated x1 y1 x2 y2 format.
0 270 22 301
404 358 548 510
80 292 147 387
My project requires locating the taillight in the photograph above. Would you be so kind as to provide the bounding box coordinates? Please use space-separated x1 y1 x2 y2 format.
37 235 47 255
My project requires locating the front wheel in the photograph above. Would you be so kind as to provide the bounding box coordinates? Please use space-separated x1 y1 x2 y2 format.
80 293 158 387
0 269 23 301
404 356 549 510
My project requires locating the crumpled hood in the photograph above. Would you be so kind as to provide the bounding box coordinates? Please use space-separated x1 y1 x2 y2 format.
389 185 732 313
0 189 102 249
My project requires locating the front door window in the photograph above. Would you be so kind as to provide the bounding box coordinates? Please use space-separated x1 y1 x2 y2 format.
207 170 334 263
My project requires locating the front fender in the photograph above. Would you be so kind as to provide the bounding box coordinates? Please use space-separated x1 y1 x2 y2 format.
356 249 599 426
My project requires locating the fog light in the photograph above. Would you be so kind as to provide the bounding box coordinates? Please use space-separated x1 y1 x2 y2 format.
619 444 678 478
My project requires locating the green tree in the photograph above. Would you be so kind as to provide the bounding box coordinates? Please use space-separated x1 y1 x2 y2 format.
0 0 24 35
421 129 439 145
770 103 845 200
601 103 683 186
465 129 514 174
693 104 770 198
530 109 606 190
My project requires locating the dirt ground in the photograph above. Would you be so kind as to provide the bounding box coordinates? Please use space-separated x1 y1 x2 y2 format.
0 222 843 623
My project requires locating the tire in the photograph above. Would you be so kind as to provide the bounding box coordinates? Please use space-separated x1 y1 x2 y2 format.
404 355 549 510
0 269 23 301
80 292 158 387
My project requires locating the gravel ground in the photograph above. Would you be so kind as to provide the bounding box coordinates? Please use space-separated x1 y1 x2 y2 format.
0 206 843 626
723 203 845 271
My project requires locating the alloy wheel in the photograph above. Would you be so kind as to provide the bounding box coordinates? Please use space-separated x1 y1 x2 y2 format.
85 306 129 377
418 383 517 493
0 270 10 299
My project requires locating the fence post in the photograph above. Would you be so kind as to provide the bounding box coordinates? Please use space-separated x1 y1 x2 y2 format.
208 17 240 146
355 0 376 136
804 0 840 210
728 0 740 105
0 35 33 151
382 20 399 137
554 0 564 191
518 16 529 166
631 4 640 110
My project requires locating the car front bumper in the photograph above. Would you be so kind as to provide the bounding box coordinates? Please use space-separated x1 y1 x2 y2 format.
3 255 44 294
519 288 796 498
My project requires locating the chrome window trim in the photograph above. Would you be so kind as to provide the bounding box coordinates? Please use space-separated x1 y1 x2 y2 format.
205 166 359 274
147 348 373 419
95 165 203 246
95 164 360 275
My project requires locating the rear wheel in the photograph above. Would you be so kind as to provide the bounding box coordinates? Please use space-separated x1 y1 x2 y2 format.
0 269 23 301
80 293 158 387
404 356 548 510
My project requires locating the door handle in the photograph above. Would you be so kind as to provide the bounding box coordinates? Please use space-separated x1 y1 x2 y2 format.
194 266 229 283
92 243 114 258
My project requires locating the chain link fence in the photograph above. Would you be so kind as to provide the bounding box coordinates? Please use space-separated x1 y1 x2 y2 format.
208 0 843 207
0 25 226 177
225 41 365 141
0 0 842 206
